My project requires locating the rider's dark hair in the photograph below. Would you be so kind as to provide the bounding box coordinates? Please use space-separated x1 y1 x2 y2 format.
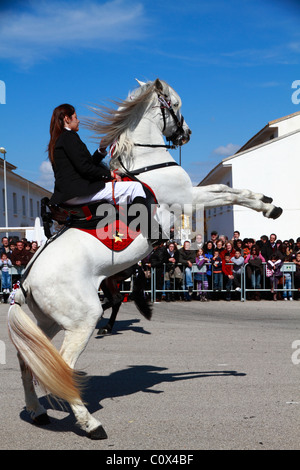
48 103 75 165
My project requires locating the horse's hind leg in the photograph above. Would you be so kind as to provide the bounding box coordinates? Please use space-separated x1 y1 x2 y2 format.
17 352 50 424
59 324 107 439
17 319 61 425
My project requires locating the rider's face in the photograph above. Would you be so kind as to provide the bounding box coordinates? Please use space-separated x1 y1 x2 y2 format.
64 113 80 132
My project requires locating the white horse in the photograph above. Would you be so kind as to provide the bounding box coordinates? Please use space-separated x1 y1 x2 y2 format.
7 78 282 440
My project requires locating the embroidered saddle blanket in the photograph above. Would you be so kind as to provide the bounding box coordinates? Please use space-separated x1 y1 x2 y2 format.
41 182 158 252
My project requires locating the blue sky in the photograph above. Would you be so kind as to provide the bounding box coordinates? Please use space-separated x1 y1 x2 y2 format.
0 0 300 191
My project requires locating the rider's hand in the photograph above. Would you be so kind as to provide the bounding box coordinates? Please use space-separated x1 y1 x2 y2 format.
111 170 122 181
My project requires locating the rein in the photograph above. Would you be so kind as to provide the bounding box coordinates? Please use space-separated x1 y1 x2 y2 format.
118 157 179 176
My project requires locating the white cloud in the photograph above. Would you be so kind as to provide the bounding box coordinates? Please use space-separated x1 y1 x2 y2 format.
212 143 240 157
35 160 54 191
0 0 147 64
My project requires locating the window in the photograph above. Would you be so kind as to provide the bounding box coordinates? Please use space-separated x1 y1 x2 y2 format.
22 196 26 216
36 200 40 217
30 198 33 218
13 193 17 215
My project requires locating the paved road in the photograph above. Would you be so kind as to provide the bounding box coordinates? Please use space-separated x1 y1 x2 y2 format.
0 299 299 450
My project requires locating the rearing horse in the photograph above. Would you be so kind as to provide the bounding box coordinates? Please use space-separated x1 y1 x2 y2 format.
7 78 281 440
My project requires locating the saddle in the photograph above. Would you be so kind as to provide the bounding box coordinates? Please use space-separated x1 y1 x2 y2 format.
41 183 161 251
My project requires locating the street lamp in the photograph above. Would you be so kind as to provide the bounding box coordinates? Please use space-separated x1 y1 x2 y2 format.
0 147 8 237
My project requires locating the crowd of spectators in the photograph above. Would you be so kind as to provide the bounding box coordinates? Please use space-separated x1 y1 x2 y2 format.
1 231 300 303
141 231 300 302
0 236 39 297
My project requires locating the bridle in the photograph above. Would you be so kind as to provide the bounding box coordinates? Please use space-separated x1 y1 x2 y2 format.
114 92 187 177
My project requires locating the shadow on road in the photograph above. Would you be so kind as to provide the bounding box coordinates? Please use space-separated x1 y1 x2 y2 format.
20 364 246 436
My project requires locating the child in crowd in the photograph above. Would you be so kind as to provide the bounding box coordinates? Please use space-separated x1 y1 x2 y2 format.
222 253 234 300
212 249 222 292
266 254 283 301
282 255 293 301
231 249 245 292
194 248 210 301
0 253 12 293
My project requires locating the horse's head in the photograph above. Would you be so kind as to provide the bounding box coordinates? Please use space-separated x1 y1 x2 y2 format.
137 78 192 147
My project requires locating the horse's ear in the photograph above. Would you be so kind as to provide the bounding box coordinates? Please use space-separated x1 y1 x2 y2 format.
135 79 146 87
154 78 164 93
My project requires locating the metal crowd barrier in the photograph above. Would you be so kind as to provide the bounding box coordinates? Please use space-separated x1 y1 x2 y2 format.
242 262 298 302
1 263 298 303
108 262 299 303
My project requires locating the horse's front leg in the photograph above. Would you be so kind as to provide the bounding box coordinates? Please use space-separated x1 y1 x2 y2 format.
192 185 282 219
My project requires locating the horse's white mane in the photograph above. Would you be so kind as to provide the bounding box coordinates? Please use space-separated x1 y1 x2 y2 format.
82 78 170 166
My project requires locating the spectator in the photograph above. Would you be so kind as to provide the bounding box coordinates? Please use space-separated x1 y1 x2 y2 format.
212 249 222 293
260 235 273 261
287 238 294 251
243 238 255 259
10 240 31 280
210 230 218 248
30 241 39 255
149 243 165 301
235 239 244 257
221 241 235 260
242 238 249 257
178 240 195 301
0 237 12 258
266 254 283 301
215 239 225 258
269 233 277 254
231 249 245 292
204 240 214 292
218 234 228 245
293 252 300 300
245 245 265 300
292 238 300 257
232 230 240 248
222 253 234 301
191 234 203 252
163 242 181 301
9 242 16 253
0 253 12 294
282 255 293 301
194 248 209 301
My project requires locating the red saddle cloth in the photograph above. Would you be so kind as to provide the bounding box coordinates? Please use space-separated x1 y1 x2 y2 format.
46 179 157 252
75 179 157 252
77 218 140 252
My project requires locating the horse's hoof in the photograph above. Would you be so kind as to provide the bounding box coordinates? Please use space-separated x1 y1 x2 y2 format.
33 413 50 425
261 195 273 204
97 325 112 335
88 425 108 440
269 206 283 219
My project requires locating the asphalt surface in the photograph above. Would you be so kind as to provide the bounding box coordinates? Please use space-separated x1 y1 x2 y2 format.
0 298 299 451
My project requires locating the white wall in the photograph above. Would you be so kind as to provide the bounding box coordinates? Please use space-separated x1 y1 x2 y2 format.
230 130 300 240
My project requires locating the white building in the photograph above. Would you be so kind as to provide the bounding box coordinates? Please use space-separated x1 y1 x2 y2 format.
198 111 300 241
0 155 51 240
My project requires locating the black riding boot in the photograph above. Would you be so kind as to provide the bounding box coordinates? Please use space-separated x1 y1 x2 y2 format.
131 196 160 243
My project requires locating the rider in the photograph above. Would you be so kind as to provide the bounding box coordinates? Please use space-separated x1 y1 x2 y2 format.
48 103 147 208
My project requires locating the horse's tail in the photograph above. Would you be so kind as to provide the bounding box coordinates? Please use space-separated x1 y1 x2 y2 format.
7 289 83 406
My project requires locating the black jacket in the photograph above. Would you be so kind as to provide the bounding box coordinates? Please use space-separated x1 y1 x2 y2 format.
50 129 111 205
